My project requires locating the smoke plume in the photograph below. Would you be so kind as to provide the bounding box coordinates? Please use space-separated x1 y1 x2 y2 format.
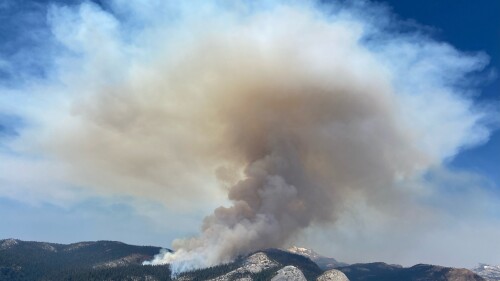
1 0 494 273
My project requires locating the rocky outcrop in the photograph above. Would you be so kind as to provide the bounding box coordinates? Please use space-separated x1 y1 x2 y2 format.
271 266 307 281
242 252 280 273
94 254 153 269
287 246 347 269
317 269 350 281
0 239 19 250
208 252 279 281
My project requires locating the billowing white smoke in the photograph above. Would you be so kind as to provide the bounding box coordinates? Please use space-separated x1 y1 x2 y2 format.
2 0 493 275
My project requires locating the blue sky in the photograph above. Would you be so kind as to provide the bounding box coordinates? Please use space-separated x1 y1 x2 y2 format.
0 0 499 267
380 0 500 186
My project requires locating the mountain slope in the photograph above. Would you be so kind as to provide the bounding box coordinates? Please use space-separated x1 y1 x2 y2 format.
472 264 500 281
0 239 487 281
177 249 323 281
271 265 307 281
0 238 168 281
287 246 347 269
337 262 484 281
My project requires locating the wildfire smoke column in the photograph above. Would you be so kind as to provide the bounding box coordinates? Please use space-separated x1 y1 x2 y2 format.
8 0 488 275
136 1 490 274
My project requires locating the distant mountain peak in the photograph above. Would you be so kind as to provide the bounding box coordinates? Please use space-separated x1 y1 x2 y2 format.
286 246 346 270
472 263 500 281
287 246 323 260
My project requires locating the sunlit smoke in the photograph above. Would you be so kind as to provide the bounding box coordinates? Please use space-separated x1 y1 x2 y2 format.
1 0 494 274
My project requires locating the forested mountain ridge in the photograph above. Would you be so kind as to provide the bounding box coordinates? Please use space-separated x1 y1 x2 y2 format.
0 238 166 280
0 239 485 281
